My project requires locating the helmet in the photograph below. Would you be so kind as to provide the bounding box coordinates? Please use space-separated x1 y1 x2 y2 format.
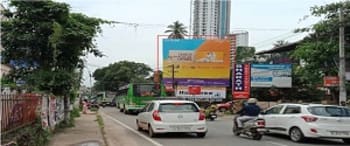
247 98 257 104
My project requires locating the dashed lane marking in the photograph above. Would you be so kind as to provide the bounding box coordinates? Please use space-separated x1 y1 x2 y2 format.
101 112 163 146
266 141 289 146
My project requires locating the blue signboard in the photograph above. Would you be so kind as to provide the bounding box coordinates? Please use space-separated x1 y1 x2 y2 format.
251 64 292 88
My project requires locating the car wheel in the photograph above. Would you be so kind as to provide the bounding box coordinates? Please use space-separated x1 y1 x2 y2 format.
119 108 124 112
343 138 350 144
232 127 240 136
219 107 226 112
148 125 156 137
197 132 206 138
136 120 142 131
252 133 263 140
289 127 305 142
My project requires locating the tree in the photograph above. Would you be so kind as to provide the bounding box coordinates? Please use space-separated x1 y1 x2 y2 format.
164 20 188 39
292 1 350 101
1 0 108 123
236 46 255 64
93 61 153 91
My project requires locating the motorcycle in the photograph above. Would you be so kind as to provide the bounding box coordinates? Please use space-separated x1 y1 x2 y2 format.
232 115 266 140
205 104 218 121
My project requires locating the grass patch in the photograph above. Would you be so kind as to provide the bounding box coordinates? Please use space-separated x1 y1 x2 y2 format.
96 114 108 146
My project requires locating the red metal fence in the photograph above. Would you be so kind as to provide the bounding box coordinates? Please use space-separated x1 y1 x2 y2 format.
1 93 41 133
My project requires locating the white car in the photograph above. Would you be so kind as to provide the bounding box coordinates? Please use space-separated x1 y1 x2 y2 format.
260 103 350 144
136 100 207 138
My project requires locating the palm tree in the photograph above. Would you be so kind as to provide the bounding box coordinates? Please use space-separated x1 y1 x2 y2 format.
164 21 188 39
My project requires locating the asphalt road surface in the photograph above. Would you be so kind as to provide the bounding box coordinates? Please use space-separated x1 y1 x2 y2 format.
101 107 347 146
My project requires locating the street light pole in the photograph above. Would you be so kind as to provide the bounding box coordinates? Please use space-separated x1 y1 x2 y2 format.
339 7 347 105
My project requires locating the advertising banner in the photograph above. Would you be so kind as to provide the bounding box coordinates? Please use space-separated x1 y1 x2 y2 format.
323 76 339 87
233 64 251 99
175 85 226 99
163 39 231 86
251 64 292 88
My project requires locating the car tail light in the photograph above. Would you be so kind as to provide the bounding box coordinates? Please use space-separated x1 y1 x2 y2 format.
255 119 265 127
152 110 161 121
310 128 317 133
199 111 205 120
301 116 318 122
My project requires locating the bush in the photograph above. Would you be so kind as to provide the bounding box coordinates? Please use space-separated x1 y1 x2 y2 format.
71 107 80 118
2 118 52 146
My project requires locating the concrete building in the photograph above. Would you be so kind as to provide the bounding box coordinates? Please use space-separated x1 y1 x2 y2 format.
226 31 249 65
190 0 231 39
0 4 11 79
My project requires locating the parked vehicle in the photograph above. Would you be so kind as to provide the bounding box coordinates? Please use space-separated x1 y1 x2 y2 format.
216 101 233 112
233 115 266 140
260 103 350 143
95 91 117 107
87 98 100 109
136 100 207 138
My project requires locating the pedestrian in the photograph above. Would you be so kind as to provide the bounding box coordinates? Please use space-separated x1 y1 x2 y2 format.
83 99 88 114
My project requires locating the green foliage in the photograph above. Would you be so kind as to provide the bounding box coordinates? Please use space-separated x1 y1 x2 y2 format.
71 107 81 118
1 0 109 96
93 61 153 91
236 46 255 64
292 1 350 89
3 118 52 146
0 76 16 88
164 20 188 39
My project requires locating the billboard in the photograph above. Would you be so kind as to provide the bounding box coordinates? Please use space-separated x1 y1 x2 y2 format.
163 39 231 86
251 64 292 88
233 64 251 99
323 76 339 87
175 85 226 99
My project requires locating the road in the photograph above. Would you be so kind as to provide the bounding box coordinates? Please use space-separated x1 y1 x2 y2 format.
101 107 347 146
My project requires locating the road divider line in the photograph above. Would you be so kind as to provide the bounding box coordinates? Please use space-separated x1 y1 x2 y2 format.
266 141 289 146
102 112 163 146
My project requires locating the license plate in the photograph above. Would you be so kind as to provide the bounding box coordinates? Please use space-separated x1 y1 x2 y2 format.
169 125 192 131
330 131 350 136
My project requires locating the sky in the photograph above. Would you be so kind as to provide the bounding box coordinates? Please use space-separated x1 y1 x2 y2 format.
56 0 341 87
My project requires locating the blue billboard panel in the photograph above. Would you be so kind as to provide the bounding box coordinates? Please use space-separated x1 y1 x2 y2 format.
251 64 292 88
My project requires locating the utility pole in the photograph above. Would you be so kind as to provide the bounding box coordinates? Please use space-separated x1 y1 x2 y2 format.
339 7 347 105
89 71 92 98
171 64 175 90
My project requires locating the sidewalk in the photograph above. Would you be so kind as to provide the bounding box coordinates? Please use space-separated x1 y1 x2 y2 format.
49 112 105 146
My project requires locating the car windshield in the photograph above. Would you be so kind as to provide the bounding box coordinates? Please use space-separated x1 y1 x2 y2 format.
308 106 350 117
159 103 199 113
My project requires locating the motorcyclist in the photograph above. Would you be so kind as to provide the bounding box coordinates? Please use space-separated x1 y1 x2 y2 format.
236 98 261 129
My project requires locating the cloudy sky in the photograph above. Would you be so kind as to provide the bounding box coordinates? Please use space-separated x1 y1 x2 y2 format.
57 0 340 86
